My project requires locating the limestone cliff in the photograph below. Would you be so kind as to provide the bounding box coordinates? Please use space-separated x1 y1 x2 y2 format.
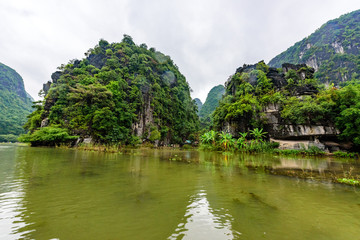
213 61 341 150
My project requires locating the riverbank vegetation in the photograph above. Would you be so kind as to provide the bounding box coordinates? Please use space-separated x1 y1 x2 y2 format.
200 128 275 151
199 129 331 156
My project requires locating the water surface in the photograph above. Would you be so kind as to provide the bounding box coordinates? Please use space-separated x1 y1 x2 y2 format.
0 144 359 239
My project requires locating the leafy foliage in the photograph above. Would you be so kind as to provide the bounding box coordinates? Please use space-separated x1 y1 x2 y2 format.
249 128 267 143
334 83 360 145
200 130 217 146
199 129 276 152
19 126 78 146
213 61 297 133
0 134 18 142
219 131 235 150
23 35 199 145
337 178 360 186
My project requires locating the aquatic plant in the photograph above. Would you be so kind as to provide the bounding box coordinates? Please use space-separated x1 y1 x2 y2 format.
337 178 360 186
333 151 358 159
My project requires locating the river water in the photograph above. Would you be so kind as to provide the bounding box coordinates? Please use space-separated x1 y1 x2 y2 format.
0 144 359 239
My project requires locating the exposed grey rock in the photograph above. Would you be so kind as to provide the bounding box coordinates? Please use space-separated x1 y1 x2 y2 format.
88 53 106 69
83 137 93 144
331 41 344 54
51 71 62 83
267 68 287 88
270 138 326 151
131 93 155 141
269 124 339 139
305 56 319 71
40 118 49 127
43 81 51 94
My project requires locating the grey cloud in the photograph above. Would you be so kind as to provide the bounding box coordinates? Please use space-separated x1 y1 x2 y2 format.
1 0 360 102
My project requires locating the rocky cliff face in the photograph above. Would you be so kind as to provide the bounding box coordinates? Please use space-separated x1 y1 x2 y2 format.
269 10 360 86
263 103 339 139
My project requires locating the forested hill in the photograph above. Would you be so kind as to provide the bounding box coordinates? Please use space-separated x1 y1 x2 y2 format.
198 84 225 129
22 35 199 146
0 62 33 141
193 98 202 113
199 85 224 119
269 9 360 85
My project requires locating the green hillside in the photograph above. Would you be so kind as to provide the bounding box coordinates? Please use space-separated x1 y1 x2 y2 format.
0 62 33 142
199 85 225 129
269 10 360 85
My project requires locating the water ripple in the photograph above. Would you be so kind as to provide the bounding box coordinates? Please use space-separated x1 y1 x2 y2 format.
169 190 241 239
0 179 31 240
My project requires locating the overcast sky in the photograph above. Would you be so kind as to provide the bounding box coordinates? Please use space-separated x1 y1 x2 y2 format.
1 0 360 102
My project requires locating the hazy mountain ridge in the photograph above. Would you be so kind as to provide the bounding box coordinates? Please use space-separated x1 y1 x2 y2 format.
0 62 33 140
193 98 202 113
199 85 225 120
269 9 360 85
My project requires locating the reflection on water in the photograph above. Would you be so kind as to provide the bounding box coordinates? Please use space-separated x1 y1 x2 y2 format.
169 190 239 239
0 180 30 240
0 145 360 239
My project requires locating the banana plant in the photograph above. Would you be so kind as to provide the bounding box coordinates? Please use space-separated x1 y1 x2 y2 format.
237 132 247 149
219 131 235 150
249 128 267 143
200 130 217 146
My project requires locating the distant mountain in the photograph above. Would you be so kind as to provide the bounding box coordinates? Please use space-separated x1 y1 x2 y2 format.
194 98 203 113
199 85 225 128
0 62 33 141
269 10 360 85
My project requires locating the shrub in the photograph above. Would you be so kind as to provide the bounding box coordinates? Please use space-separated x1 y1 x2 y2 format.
0 134 19 142
18 126 78 146
333 151 357 158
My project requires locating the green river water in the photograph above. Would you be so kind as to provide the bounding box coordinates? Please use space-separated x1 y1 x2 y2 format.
0 144 360 239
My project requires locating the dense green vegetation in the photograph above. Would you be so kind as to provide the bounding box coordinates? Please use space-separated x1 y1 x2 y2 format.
212 61 360 151
0 62 33 141
19 126 78 146
213 61 312 132
200 128 279 152
198 85 225 129
22 35 199 146
199 129 330 156
269 10 360 86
